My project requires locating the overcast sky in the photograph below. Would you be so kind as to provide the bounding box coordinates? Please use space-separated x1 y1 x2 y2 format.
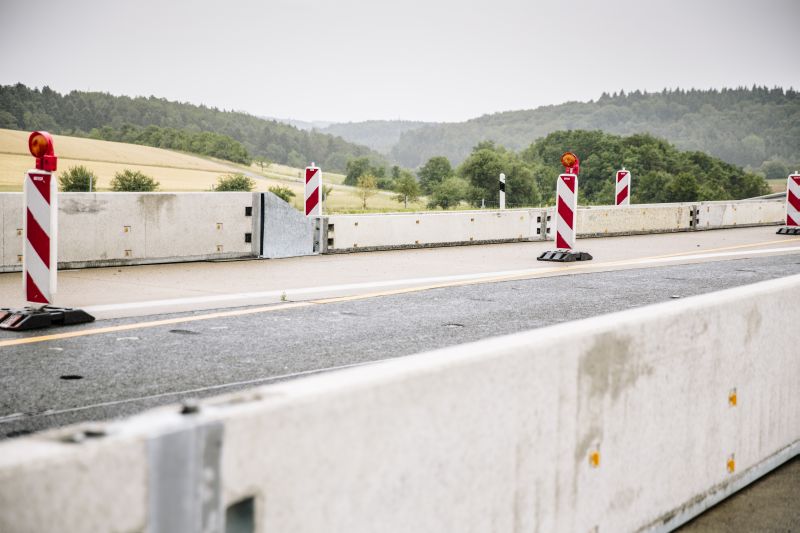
1 0 798 123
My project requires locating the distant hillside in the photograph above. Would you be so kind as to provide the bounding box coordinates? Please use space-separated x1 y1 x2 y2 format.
390 87 800 171
0 84 385 172
320 120 433 153
266 117 334 131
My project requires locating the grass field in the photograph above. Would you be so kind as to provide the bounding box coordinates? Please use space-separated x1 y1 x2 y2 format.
0 129 424 212
767 178 789 193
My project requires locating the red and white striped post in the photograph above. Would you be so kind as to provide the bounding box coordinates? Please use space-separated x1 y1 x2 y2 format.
777 172 800 235
615 168 631 206
555 173 577 249
304 163 322 217
0 131 94 331
537 151 592 262
23 169 58 304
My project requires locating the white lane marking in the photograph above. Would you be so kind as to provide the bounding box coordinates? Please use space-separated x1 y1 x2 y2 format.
82 245 800 314
0 360 379 425
631 246 800 265
116 336 140 341
84 268 541 312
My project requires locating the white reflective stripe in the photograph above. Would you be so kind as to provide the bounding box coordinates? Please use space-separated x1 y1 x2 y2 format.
557 179 576 210
555 217 574 248
25 176 51 234
305 170 321 197
24 239 52 302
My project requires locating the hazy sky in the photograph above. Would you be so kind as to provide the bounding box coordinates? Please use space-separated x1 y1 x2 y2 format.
1 0 798 123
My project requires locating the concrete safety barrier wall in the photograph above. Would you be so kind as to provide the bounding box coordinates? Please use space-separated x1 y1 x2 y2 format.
1 274 798 532
323 208 549 252
0 192 257 272
325 199 785 252
0 191 320 272
0 194 786 267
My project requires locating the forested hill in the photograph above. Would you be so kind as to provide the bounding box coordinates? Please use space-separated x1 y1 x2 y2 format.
320 120 433 153
0 84 385 172
390 87 800 172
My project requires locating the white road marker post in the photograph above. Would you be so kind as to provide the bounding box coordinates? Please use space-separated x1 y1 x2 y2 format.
499 173 506 210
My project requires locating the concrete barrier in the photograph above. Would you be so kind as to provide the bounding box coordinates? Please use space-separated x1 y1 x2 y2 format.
694 200 786 230
324 208 548 252
577 203 694 236
0 194 786 267
326 200 784 252
1 274 798 532
0 191 322 272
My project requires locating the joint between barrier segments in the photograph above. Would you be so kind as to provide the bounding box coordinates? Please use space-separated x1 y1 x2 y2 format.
146 418 224 533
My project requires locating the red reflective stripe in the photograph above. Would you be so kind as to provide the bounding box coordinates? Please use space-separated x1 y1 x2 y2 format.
788 214 798 226
29 173 51 204
556 232 571 249
561 175 575 193
788 190 800 213
616 185 629 205
305 187 319 214
617 171 628 182
26 272 48 304
557 199 574 230
305 168 317 183
26 209 49 266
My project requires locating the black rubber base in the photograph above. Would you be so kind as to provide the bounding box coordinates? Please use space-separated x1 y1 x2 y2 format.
776 227 800 235
0 306 95 331
537 249 594 262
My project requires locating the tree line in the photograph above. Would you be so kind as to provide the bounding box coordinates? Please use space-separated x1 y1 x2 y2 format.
0 83 385 172
89 124 250 164
372 130 770 210
389 87 800 174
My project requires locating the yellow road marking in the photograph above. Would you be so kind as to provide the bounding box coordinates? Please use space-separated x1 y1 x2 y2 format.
2 237 799 348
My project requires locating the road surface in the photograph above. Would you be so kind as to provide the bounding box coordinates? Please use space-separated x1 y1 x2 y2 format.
1 226 798 531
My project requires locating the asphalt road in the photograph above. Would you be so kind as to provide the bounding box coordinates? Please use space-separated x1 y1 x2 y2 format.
1 246 799 532
2 252 799 439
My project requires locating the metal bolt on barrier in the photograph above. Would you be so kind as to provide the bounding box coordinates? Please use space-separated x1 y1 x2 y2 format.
589 450 601 468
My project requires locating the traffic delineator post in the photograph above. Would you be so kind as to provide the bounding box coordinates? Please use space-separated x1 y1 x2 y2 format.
777 172 800 235
499 173 506 210
305 163 322 217
537 152 592 262
615 168 631 206
0 131 94 331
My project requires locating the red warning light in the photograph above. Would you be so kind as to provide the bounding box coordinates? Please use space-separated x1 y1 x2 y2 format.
560 151 580 175
28 131 57 171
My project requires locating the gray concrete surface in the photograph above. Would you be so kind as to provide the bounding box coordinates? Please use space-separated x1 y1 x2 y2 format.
1 225 797 317
2 267 798 533
259 191 316 258
1 228 799 531
678 456 800 533
2 253 799 439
